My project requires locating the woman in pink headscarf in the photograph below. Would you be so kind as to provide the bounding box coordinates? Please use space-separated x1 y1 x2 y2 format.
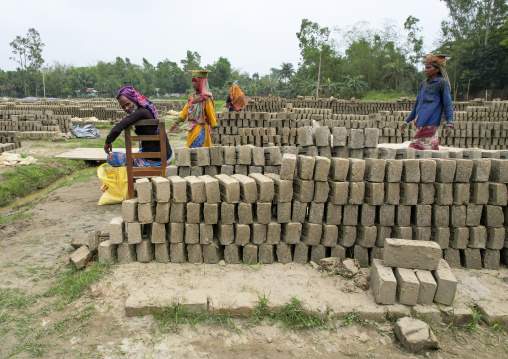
168 70 217 148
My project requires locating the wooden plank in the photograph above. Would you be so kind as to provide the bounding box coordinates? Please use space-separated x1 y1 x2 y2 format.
55 148 139 161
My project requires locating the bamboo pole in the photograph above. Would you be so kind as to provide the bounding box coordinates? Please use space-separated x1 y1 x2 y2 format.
316 53 322 99
466 79 470 101
42 68 46 99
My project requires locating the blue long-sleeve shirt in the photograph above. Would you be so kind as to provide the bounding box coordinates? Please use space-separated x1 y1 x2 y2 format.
405 76 453 127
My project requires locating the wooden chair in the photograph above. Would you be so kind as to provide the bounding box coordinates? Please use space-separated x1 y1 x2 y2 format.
124 118 167 199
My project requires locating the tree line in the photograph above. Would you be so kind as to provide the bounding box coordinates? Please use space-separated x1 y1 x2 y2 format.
1 0 506 100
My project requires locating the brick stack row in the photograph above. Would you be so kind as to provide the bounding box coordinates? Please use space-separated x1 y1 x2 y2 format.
0 131 21 153
99 155 508 270
371 239 457 306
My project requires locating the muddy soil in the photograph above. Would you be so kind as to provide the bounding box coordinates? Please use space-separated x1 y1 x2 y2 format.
0 137 507 358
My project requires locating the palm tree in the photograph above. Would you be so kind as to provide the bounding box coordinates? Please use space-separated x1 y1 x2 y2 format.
382 60 415 92
343 75 368 97
278 63 295 83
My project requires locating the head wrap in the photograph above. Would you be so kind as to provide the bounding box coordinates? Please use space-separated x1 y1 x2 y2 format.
116 86 159 119
229 84 246 111
187 77 214 125
423 54 450 84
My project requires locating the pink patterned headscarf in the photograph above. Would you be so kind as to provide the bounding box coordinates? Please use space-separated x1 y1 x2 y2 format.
116 86 159 119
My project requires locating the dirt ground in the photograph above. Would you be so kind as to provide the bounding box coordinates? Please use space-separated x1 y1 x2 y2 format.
0 136 507 358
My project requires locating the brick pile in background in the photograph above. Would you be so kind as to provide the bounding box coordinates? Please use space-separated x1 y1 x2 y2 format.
99 153 508 270
0 98 186 122
217 100 508 149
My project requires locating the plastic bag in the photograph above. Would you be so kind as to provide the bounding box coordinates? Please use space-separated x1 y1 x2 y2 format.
72 124 100 139
97 163 129 205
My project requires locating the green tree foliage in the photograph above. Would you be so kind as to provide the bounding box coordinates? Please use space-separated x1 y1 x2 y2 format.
9 28 45 96
279 63 295 83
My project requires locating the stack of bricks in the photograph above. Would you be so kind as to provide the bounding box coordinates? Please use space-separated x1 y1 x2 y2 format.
0 131 21 153
100 153 508 270
0 110 73 134
216 100 508 150
0 98 186 123
371 238 458 306
165 137 387 179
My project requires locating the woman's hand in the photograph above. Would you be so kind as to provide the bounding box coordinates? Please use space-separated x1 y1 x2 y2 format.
168 122 179 133
104 142 112 154
400 122 408 134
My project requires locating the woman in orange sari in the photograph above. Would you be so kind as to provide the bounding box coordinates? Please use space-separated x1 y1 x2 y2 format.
226 80 246 112
168 70 217 148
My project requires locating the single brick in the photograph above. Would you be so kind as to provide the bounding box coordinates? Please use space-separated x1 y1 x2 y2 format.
375 226 392 247
187 244 203 264
154 241 170 263
280 153 297 180
203 203 219 224
138 202 155 224
444 248 462 268
454 159 473 182
431 227 450 249
395 205 411 227
420 159 437 183
468 226 487 249
348 159 366 182
265 173 293 202
169 243 187 263
359 204 376 226
256 202 272 224
385 183 400 205
234 223 251 246
415 270 437 305
385 160 403 182
136 178 152 203
122 198 138 222
371 259 397 305
98 241 117 264
486 227 505 250
313 181 330 203
383 238 441 270
329 158 349 181
184 223 199 244
378 205 395 226
168 176 188 203
168 222 184 243
293 179 314 203
481 249 500 270
231 174 258 203
155 202 170 223
314 156 331 181
110 217 125 244
186 203 203 224
412 205 432 227
199 175 221 203
215 174 240 203
435 159 457 183
324 203 342 225
392 226 413 240
394 267 420 306
412 226 431 242
202 238 223 264
453 183 470 205
151 222 166 244
489 159 508 183
199 223 214 245
488 183 508 205
434 183 453 205
259 243 276 264
151 177 170 202
400 183 418 206
237 202 253 224
223 244 240 264
401 159 420 183
355 225 377 248
460 248 482 270
471 159 491 182
220 203 236 225
348 182 365 205
482 205 504 227
127 222 142 244
136 240 154 263
432 259 457 306
276 242 293 263
338 225 356 247
418 183 435 205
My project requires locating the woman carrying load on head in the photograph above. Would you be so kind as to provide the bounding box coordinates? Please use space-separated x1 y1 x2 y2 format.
401 54 454 150
225 80 246 112
104 86 172 166
168 70 217 148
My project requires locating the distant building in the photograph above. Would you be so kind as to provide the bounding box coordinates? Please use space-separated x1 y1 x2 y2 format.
86 88 98 98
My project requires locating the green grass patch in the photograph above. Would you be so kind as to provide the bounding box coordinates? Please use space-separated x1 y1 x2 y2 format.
153 295 330 334
361 90 414 101
0 158 89 207
44 262 112 304
0 288 39 310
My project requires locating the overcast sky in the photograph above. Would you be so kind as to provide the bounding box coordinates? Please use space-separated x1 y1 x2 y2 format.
0 0 450 76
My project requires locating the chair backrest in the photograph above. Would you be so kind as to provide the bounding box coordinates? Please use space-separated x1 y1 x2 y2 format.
125 118 167 199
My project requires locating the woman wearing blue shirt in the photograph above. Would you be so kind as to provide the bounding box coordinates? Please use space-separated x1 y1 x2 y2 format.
401 54 454 150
